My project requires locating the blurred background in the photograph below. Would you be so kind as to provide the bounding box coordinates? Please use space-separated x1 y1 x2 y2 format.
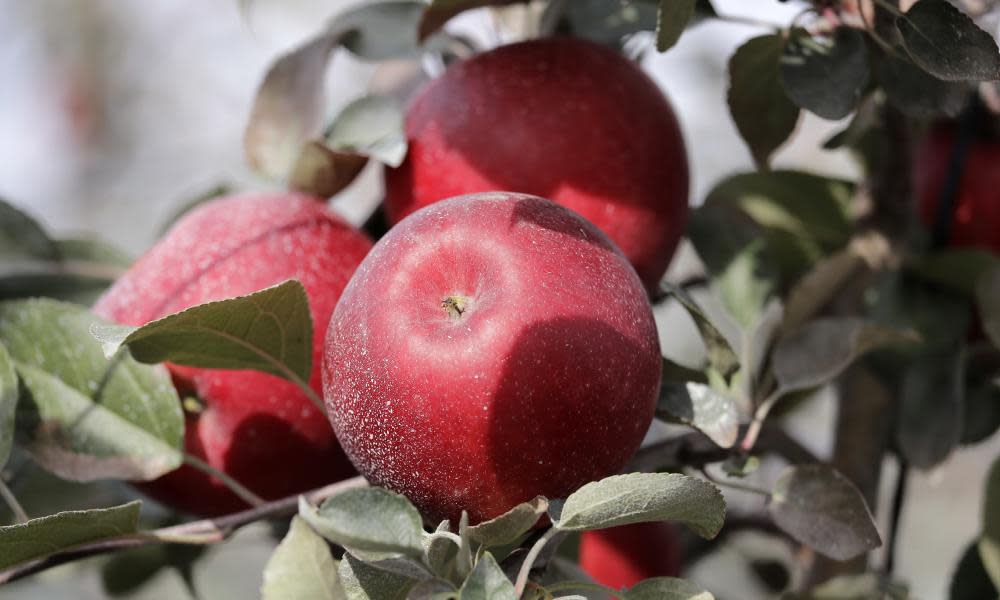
1 0 997 598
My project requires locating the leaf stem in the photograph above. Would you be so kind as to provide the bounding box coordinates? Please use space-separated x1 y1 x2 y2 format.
740 389 783 452
0 479 29 524
700 466 771 497
514 527 560 596
182 453 266 507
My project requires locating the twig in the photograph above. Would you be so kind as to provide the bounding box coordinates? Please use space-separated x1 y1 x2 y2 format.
0 480 28 524
0 475 368 585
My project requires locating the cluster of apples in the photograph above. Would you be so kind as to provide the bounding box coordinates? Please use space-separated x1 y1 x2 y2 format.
96 38 688 586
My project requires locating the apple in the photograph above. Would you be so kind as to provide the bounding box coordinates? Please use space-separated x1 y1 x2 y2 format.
323 192 661 524
914 123 1000 253
578 522 681 590
383 37 689 292
94 193 372 516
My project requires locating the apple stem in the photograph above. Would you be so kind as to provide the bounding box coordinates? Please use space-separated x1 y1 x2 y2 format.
182 453 266 507
441 295 469 319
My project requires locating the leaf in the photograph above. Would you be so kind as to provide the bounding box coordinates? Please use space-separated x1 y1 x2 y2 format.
262 516 343 600
299 488 424 561
327 95 407 167
716 239 780 330
244 31 339 179
656 0 696 53
0 501 141 570
879 52 968 118
540 0 659 49
897 351 964 469
977 266 1000 350
657 382 739 448
409 579 459 599
0 343 15 469
288 141 369 199
772 318 918 394
93 280 313 384
914 249 999 296
466 496 547 548
340 553 416 600
979 455 1000 589
727 34 800 169
418 0 522 42
951 542 999 600
897 0 1000 82
769 465 881 561
661 284 739 379
159 183 233 235
457 553 516 600
423 525 460 581
625 577 714 600
780 27 870 120
0 198 58 261
335 0 451 61
101 544 205 598
721 454 760 478
553 473 725 539
790 573 908 599
0 299 182 481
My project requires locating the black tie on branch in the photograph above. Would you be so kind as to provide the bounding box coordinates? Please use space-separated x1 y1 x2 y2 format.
932 95 983 249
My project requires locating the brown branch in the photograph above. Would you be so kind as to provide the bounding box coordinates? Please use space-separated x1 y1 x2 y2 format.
0 475 368 585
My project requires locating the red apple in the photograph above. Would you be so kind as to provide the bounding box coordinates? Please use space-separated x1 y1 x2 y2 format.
94 193 372 516
323 192 661 524
915 123 1000 253
383 37 689 292
579 522 682 590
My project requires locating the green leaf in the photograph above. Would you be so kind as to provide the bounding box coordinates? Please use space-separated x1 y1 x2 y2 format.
0 343 15 469
977 266 1000 350
409 579 459 599
727 34 800 169
553 473 725 539
93 280 313 384
458 553 516 600
423 523 460 581
979 455 1000 589
914 249 998 296
299 488 425 561
326 95 407 167
655 0 696 53
335 0 450 60
418 0 521 42
897 0 1000 82
625 577 715 600
721 454 760 478
769 465 881 561
0 501 141 570
467 496 547 548
0 299 182 481
789 573 908 599
340 553 416 600
716 239 780 330
262 516 343 600
878 52 969 118
540 0 659 49
289 141 369 199
0 198 59 261
101 544 205 598
772 318 919 394
661 284 739 379
657 382 739 448
54 237 132 269
897 351 963 469
951 542 998 600
780 27 869 120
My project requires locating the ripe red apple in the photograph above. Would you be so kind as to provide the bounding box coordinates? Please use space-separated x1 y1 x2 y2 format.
323 192 661 524
94 193 372 516
383 37 689 292
915 123 1000 253
578 522 682 590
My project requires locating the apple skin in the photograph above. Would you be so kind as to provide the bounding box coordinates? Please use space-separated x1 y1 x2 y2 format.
94 193 372 516
915 123 1000 254
578 522 681 590
323 192 661 524
383 37 690 292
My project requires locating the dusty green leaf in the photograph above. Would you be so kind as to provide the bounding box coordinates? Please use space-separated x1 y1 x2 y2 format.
979 455 1000 589
780 27 869 120
769 465 881 561
262 516 343 600
897 0 1000 82
467 497 546 548
418 0 522 42
898 351 964 469
0 343 14 469
299 488 424 561
0 198 58 261
409 579 459 599
423 524 460 581
657 382 740 448
773 318 919 394
340 553 416 600
93 280 313 384
0 299 182 481
656 0 696 52
458 553 516 600
661 284 739 379
728 34 800 169
977 266 1000 350
540 0 659 49
554 473 725 539
335 0 450 60
789 573 908 599
0 501 141 570
879 52 969 118
326 95 407 167
625 577 715 600
288 141 369 199
914 249 998 296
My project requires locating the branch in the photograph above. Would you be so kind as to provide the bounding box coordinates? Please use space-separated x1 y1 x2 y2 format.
0 475 368 585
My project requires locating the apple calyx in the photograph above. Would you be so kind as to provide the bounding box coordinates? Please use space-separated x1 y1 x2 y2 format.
441 295 470 319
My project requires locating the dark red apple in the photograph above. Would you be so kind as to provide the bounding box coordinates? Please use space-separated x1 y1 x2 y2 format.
384 37 689 292
323 192 661 524
915 123 1000 253
94 193 372 516
578 522 682 590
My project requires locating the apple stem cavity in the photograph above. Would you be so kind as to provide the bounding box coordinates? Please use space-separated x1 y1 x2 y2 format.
441 295 470 319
